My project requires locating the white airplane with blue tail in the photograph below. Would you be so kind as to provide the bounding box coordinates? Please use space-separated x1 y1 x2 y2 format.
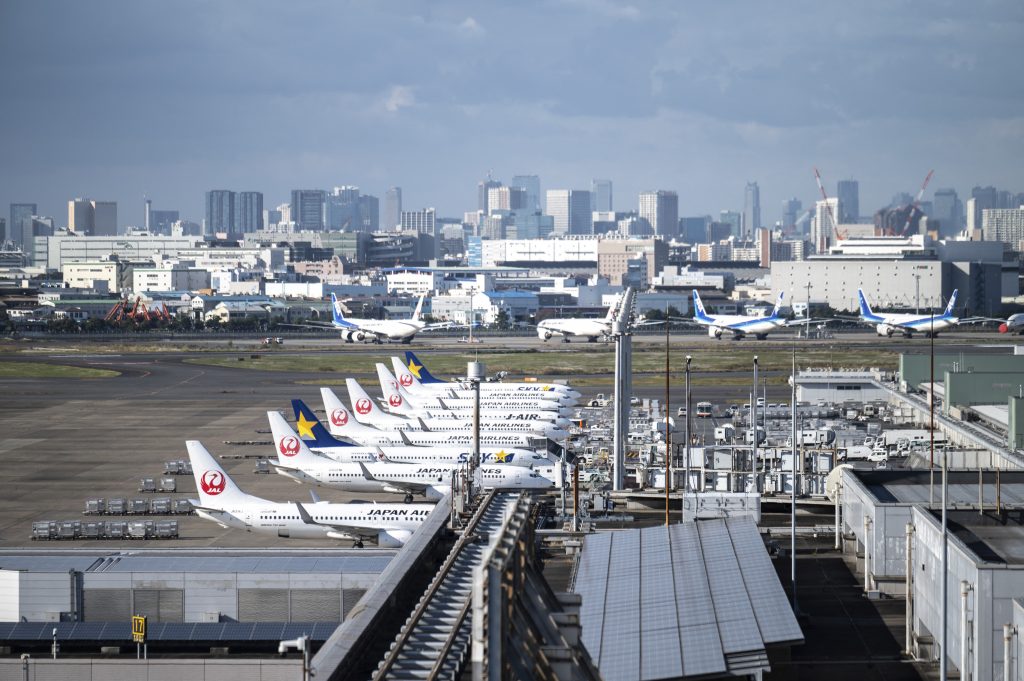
691 290 790 340
857 288 964 338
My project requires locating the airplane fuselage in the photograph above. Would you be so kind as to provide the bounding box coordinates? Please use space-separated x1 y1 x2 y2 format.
536 319 609 342
193 500 428 540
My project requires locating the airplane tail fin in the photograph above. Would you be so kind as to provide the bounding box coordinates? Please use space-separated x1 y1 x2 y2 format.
345 378 387 424
604 293 620 323
411 295 425 322
330 293 357 328
404 351 445 384
857 289 875 319
391 356 423 392
770 291 785 319
944 289 959 317
376 362 415 414
266 411 321 466
186 440 251 507
692 290 711 322
291 399 353 448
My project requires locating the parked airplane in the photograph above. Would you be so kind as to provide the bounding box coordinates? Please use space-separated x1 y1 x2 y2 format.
1000 313 1024 335
322 388 544 449
185 440 430 547
536 297 620 343
388 357 577 406
288 401 549 467
400 353 582 401
691 290 791 340
301 293 428 343
857 288 965 337
267 413 553 501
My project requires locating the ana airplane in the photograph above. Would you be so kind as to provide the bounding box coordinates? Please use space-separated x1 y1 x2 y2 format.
400 353 582 401
185 440 430 547
325 293 427 344
267 413 553 501
321 388 544 449
288 400 549 467
691 289 791 340
1000 313 1024 335
857 288 966 338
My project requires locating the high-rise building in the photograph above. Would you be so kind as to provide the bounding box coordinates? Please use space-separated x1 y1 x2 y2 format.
546 190 593 236
9 203 36 247
401 208 436 235
358 195 379 232
234 192 263 233
836 180 859 223
144 199 152 231
68 199 117 236
592 179 613 212
719 210 741 239
812 198 841 253
639 190 679 239
781 198 803 233
932 188 962 237
326 186 361 231
981 209 1024 247
205 190 235 234
0 218 5 242
291 190 326 231
488 186 527 213
478 178 502 214
148 210 179 234
680 216 711 243
264 208 283 228
743 182 761 239
384 187 402 230
511 175 540 212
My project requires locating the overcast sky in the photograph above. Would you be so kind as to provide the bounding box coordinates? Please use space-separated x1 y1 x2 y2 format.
2 0 1022 228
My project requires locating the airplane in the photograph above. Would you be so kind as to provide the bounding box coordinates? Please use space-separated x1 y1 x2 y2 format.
536 289 635 343
388 357 578 406
267 413 553 501
1000 313 1024 335
184 440 431 547
857 288 966 338
297 293 428 344
288 400 550 467
322 387 546 449
400 353 582 401
690 289 792 340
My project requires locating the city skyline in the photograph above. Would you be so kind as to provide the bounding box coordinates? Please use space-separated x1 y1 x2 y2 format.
2 1 1022 228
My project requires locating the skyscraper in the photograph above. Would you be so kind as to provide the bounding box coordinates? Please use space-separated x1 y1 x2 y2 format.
488 186 527 212
511 175 540 212
291 190 326 230
401 208 436 235
781 198 803 232
743 182 761 239
384 187 402 230
932 188 963 237
546 190 593 236
813 198 841 253
639 190 679 239
592 179 613 212
836 180 859 223
326 186 361 230
478 178 502 214
9 203 36 248
358 195 379 232
719 210 741 238
68 199 93 234
234 192 264 233
68 199 117 236
205 190 235 234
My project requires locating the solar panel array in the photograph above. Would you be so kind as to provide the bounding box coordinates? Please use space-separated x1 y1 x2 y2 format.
574 516 803 681
0 621 339 642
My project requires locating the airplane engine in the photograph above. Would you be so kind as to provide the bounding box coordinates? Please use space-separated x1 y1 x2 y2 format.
539 329 553 340
708 326 723 339
424 485 451 501
343 329 367 342
876 324 895 337
377 529 414 548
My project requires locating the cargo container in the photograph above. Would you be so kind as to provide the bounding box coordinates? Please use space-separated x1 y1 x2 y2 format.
80 522 104 539
84 498 106 515
171 499 193 515
138 478 157 493
31 521 56 540
128 521 153 539
154 520 178 538
56 521 80 540
128 498 149 515
105 521 128 539
158 477 177 492
149 498 172 515
107 498 127 515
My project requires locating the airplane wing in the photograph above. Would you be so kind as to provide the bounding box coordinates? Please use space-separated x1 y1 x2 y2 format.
294 503 380 541
780 317 845 327
357 462 437 495
958 316 1002 325
632 319 666 327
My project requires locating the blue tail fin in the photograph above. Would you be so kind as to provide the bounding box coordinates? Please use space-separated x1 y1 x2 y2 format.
769 291 784 319
857 289 880 321
692 290 712 322
404 351 445 384
943 289 958 317
329 293 357 329
291 399 352 448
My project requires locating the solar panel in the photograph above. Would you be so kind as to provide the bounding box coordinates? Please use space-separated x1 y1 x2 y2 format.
158 622 196 640
66 623 106 640
251 622 285 640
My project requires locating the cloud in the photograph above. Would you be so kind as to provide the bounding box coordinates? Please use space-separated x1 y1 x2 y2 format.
384 86 416 113
458 16 485 36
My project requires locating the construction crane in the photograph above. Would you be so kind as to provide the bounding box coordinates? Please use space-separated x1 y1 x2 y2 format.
899 169 935 236
813 167 845 249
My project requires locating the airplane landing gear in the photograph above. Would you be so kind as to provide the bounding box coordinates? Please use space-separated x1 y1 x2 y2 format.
755 333 768 340
562 337 570 343
587 336 598 343
404 493 414 503
354 540 364 548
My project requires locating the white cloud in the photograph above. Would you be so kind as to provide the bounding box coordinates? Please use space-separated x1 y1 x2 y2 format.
384 85 416 113
458 17 485 36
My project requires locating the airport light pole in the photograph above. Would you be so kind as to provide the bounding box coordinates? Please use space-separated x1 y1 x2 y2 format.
752 356 759 482
791 345 799 614
685 355 692 522
664 307 671 526
805 282 812 339
914 274 921 314
941 444 948 681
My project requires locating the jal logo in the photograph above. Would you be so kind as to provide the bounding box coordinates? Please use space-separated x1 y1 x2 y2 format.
355 398 372 415
278 436 300 457
399 373 413 387
389 380 399 392
330 409 349 427
200 470 226 495
388 394 403 407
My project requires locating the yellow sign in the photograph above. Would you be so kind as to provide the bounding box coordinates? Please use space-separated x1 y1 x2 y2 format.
131 615 146 643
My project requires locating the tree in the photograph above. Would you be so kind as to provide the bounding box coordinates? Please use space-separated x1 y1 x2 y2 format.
495 308 512 330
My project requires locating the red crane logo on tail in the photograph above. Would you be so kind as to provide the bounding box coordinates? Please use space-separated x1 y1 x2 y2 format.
388 394 403 408
200 470 225 495
278 436 300 457
330 409 349 426
399 373 413 387
355 398 372 415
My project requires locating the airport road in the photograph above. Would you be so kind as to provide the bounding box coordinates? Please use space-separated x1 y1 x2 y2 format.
0 331 1014 548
